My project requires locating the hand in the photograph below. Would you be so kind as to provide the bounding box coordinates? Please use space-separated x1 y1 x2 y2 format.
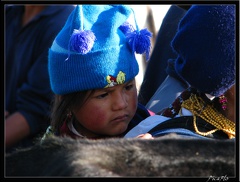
136 133 154 139
5 112 30 148
5 111 9 118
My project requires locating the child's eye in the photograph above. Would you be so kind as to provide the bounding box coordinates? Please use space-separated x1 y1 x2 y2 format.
125 84 133 90
96 92 108 99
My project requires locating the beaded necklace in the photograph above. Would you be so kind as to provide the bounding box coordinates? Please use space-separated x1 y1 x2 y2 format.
180 94 235 139
159 87 235 139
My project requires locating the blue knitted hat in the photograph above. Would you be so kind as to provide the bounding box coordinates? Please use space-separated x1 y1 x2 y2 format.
172 5 235 97
48 5 152 95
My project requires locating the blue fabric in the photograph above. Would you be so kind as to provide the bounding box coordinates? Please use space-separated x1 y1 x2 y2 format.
172 5 235 97
147 115 231 140
151 128 209 139
5 5 75 149
48 5 140 95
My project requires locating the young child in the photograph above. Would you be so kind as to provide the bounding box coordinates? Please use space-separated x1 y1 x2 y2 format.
42 5 154 140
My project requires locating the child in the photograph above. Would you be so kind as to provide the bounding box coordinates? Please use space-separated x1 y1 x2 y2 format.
43 5 154 140
125 5 236 140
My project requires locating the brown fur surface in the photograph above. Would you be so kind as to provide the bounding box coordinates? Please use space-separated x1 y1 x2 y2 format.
5 134 235 177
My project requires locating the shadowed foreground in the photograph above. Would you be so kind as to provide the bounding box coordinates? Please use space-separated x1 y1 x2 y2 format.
5 134 235 177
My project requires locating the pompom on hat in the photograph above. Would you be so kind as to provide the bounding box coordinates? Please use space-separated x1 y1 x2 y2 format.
48 5 152 95
172 5 236 97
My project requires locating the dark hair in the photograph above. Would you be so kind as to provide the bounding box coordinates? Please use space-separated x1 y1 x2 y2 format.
50 90 94 133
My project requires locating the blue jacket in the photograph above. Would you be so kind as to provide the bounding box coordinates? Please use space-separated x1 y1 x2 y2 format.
5 5 75 150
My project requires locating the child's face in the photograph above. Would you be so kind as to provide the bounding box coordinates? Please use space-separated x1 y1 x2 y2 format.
73 79 138 138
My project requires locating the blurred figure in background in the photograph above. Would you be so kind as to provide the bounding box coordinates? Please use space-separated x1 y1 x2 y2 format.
5 4 75 152
138 5 190 109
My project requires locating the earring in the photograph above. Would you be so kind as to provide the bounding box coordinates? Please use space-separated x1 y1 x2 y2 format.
66 111 72 122
219 95 227 110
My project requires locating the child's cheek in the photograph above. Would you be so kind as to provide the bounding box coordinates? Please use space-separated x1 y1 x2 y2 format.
87 106 107 127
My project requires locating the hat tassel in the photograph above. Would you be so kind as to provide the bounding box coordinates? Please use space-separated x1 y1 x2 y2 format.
119 9 152 61
69 29 96 54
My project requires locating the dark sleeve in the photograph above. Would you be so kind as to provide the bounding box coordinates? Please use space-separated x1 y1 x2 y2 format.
17 7 75 135
17 25 56 134
17 48 53 134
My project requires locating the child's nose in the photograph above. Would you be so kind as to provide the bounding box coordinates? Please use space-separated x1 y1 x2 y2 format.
112 92 128 110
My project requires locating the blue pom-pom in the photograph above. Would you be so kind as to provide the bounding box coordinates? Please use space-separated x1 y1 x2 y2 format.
126 28 152 60
69 29 96 54
119 21 135 35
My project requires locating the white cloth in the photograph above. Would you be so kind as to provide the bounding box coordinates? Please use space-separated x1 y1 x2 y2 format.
124 115 170 138
124 108 193 138
146 75 187 113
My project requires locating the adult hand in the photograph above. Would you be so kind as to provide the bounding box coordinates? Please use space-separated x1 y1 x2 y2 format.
5 111 9 118
5 112 30 149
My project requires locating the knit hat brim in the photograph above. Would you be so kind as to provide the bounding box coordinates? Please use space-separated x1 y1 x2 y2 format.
49 43 139 94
